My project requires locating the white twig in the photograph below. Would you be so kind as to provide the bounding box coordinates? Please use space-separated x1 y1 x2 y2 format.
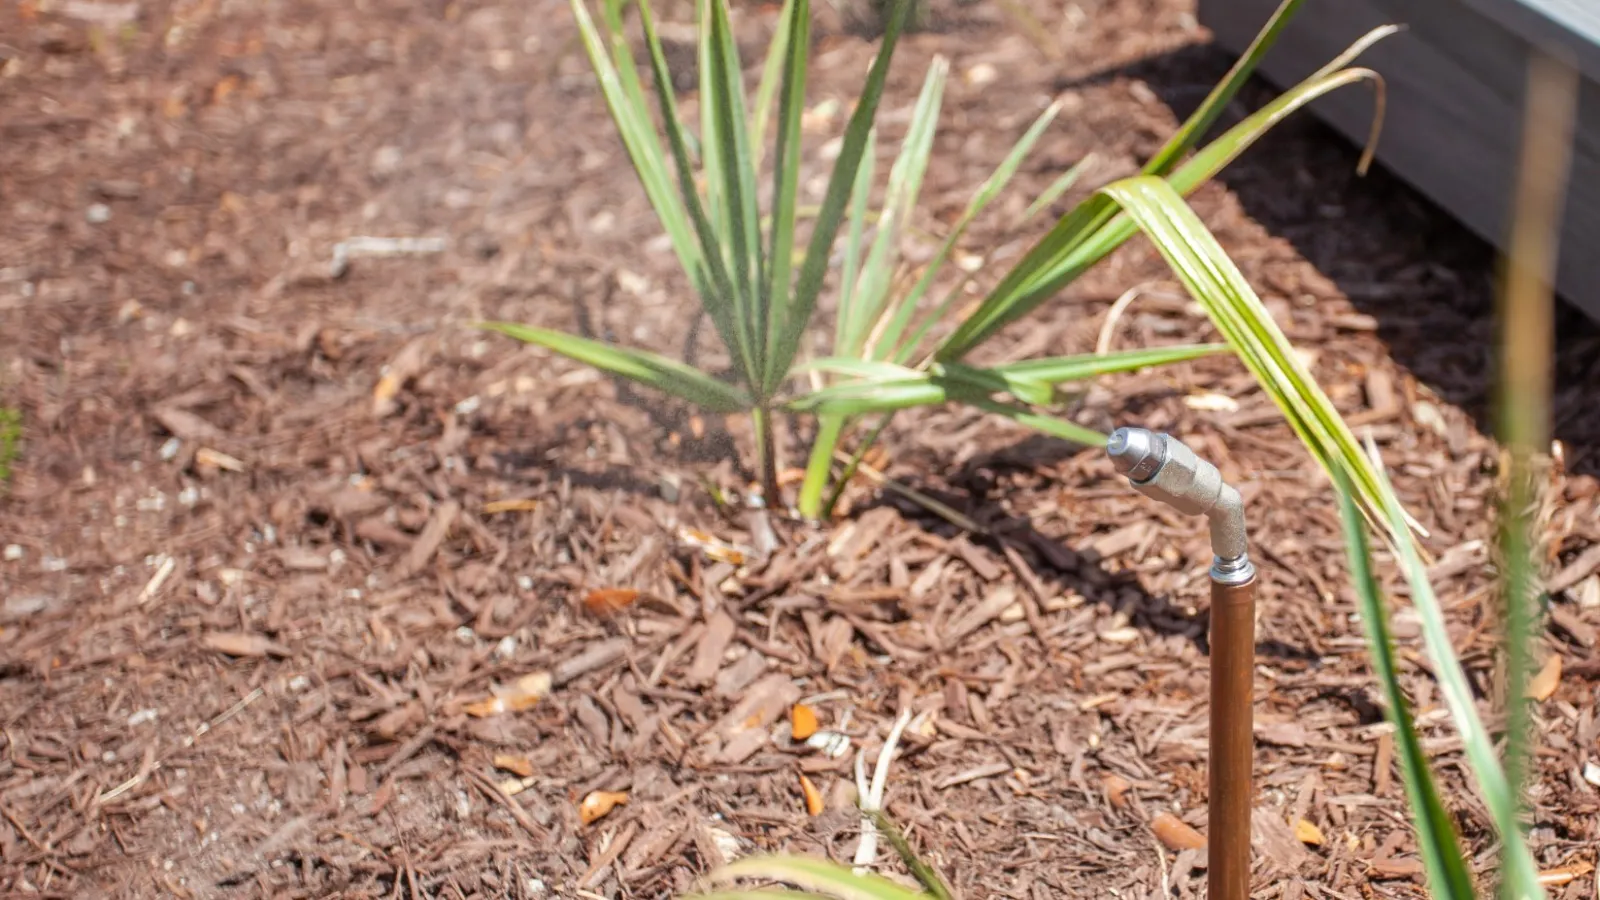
1094 284 1149 356
853 709 912 872
138 555 176 605
330 236 448 278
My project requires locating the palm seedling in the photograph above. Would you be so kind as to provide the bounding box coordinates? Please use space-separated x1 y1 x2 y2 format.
482 0 1420 548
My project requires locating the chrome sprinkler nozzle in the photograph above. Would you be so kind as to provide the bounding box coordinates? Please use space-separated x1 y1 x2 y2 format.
1107 427 1252 584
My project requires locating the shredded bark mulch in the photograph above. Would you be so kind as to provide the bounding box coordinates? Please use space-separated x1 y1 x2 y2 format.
2 0 1598 897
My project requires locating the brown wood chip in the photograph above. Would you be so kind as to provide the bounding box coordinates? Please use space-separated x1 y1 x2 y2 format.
398 499 460 578
942 584 1017 647
707 673 798 764
951 537 1003 581
685 609 735 686
202 631 290 658
1550 543 1600 593
554 637 630 686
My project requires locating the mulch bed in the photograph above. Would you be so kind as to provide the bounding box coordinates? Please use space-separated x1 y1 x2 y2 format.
2 0 1599 897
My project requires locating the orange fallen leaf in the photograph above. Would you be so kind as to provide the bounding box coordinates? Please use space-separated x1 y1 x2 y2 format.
211 74 243 105
1294 818 1325 846
202 631 289 658
1526 653 1562 701
1103 773 1132 810
583 587 640 616
483 498 539 514
1150 812 1206 851
463 672 551 718
799 774 823 816
493 755 534 778
791 704 819 741
579 789 628 825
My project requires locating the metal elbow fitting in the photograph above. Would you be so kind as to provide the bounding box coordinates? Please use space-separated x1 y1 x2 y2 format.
1106 427 1253 584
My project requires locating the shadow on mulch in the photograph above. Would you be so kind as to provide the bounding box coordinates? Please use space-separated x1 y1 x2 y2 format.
862 476 1210 649
1059 41 1600 480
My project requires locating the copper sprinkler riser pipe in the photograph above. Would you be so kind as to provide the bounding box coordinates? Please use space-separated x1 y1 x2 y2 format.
1209 570 1256 900
1106 426 1257 900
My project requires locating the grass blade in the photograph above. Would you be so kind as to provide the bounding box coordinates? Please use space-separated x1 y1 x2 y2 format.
749 0 797 162
932 0 1327 360
967 397 1106 446
764 0 811 365
701 0 767 380
865 809 954 900
764 0 915 395
875 98 1064 361
479 322 752 413
836 130 879 354
1088 174 1407 543
936 31 1392 361
994 343 1229 380
1333 465 1477 900
804 344 1224 516
798 412 848 519
1021 153 1090 222
791 346 1208 428
571 0 705 321
633 0 756 386
1363 438 1544 900
1146 0 1308 176
706 855 930 900
1491 50 1576 900
840 57 947 359
690 893 829 900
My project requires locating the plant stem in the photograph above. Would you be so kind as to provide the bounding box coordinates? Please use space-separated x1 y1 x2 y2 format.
821 411 895 517
752 405 781 509
798 413 846 520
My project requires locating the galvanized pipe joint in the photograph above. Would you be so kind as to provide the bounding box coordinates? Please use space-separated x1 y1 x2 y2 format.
1106 427 1254 585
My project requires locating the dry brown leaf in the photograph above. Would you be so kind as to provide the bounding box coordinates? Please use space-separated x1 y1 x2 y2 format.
579 789 628 826
493 755 534 778
583 587 640 616
1103 773 1132 810
1294 818 1325 846
483 498 539 514
799 774 824 816
1526 653 1562 701
791 704 819 741
202 631 288 658
1151 812 1206 851
463 672 551 718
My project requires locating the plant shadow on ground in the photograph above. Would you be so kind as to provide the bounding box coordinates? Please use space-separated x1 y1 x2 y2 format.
868 435 1212 650
1060 42 1600 480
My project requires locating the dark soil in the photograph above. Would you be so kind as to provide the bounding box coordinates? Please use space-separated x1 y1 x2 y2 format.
3 0 1598 897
